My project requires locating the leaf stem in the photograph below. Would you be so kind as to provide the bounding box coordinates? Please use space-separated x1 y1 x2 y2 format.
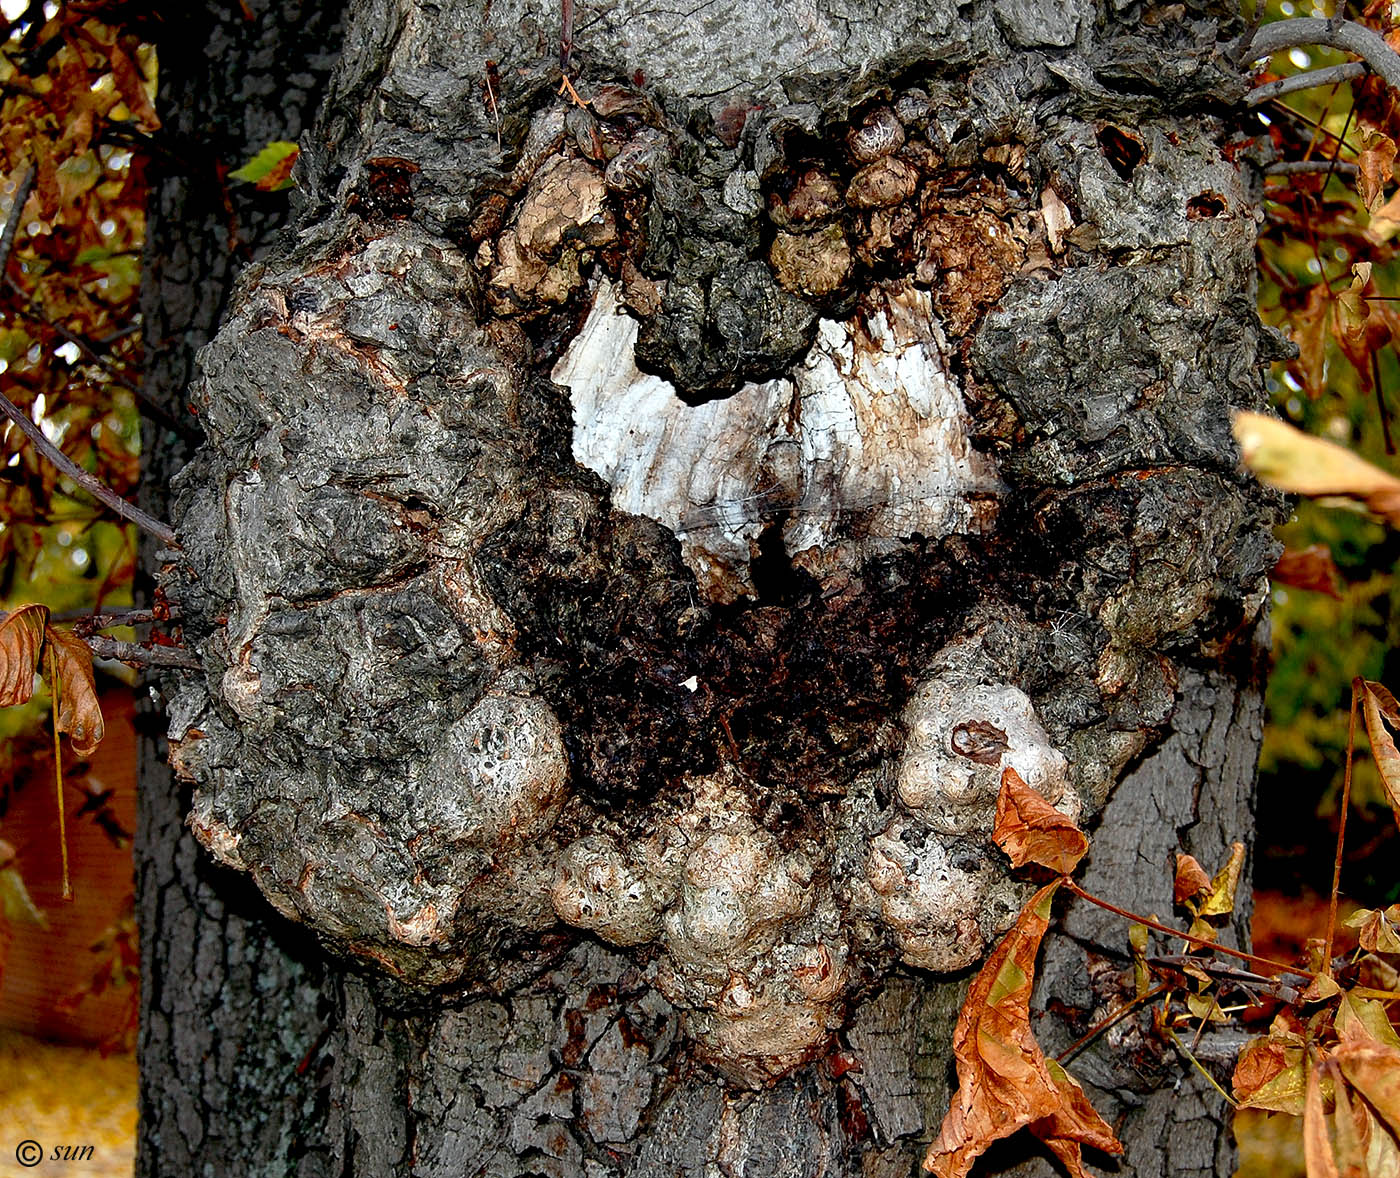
1325 681 1361 976
46 645 71 901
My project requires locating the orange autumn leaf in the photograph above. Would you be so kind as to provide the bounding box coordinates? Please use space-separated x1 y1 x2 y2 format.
1234 1027 1307 1116
1359 679 1400 822
0 604 51 707
926 882 1122 1178
1305 1059 1342 1178
43 625 104 757
1173 852 1212 908
992 767 1088 876
1272 545 1342 599
1336 1044 1400 1140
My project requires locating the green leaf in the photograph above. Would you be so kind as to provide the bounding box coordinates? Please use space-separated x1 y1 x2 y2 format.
229 141 300 191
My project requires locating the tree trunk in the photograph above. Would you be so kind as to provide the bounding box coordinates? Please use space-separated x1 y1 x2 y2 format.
139 1 1279 1175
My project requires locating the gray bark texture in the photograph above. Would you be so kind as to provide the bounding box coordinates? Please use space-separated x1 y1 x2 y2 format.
138 0 1283 1174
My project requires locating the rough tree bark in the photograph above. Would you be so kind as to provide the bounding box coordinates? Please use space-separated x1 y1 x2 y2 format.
139 0 1282 1175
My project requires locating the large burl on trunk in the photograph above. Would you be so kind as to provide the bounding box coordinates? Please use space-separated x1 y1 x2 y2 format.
141 0 1281 1173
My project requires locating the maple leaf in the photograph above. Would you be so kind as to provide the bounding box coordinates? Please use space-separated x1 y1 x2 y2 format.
992 767 1088 876
926 882 1122 1178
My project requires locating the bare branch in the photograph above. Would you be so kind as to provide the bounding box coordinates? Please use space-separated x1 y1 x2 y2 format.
0 386 179 547
1241 17 1400 93
1264 159 1360 176
66 607 169 636
0 161 36 280
1248 61 1368 106
84 634 200 670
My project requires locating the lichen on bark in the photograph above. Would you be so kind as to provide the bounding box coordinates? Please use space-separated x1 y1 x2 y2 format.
156 0 1277 1167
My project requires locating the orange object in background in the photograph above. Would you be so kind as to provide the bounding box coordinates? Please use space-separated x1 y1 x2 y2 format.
0 688 137 1049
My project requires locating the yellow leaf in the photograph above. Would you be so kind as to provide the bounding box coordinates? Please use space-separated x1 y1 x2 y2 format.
1337 993 1400 1051
1233 412 1400 527
1198 842 1246 918
0 604 50 707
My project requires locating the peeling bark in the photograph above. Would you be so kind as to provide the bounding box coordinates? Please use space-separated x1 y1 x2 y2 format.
140 0 1280 1173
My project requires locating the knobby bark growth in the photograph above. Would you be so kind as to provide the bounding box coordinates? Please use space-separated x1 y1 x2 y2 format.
140 0 1279 1173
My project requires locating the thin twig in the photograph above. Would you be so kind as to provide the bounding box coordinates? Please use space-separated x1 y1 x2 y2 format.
1324 681 1361 977
0 161 36 280
1248 62 1368 106
66 607 166 635
0 386 178 546
84 634 200 670
1057 983 1172 1064
1241 17 1400 93
1163 1025 1239 1109
1265 159 1360 176
1062 878 1318 980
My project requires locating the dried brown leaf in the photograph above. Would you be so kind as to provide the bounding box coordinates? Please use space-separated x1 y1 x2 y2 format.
43 625 103 757
1307 1060 1342 1178
1173 852 1213 908
992 767 1088 875
1343 905 1400 955
1361 680 1400 822
0 604 50 707
1234 1033 1307 1115
1360 129 1398 215
1273 545 1343 599
1336 1044 1400 1140
1292 283 1333 400
927 882 1122 1177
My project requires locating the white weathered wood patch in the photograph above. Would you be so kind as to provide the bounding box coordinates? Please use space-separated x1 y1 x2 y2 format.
554 280 1001 601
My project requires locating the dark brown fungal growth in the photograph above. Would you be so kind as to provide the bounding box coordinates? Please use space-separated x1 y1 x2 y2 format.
845 106 904 163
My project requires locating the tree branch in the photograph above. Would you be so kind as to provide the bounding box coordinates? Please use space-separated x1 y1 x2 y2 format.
0 161 36 280
1248 61 1368 106
1265 159 1359 176
1240 17 1400 93
85 633 200 670
0 386 179 546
